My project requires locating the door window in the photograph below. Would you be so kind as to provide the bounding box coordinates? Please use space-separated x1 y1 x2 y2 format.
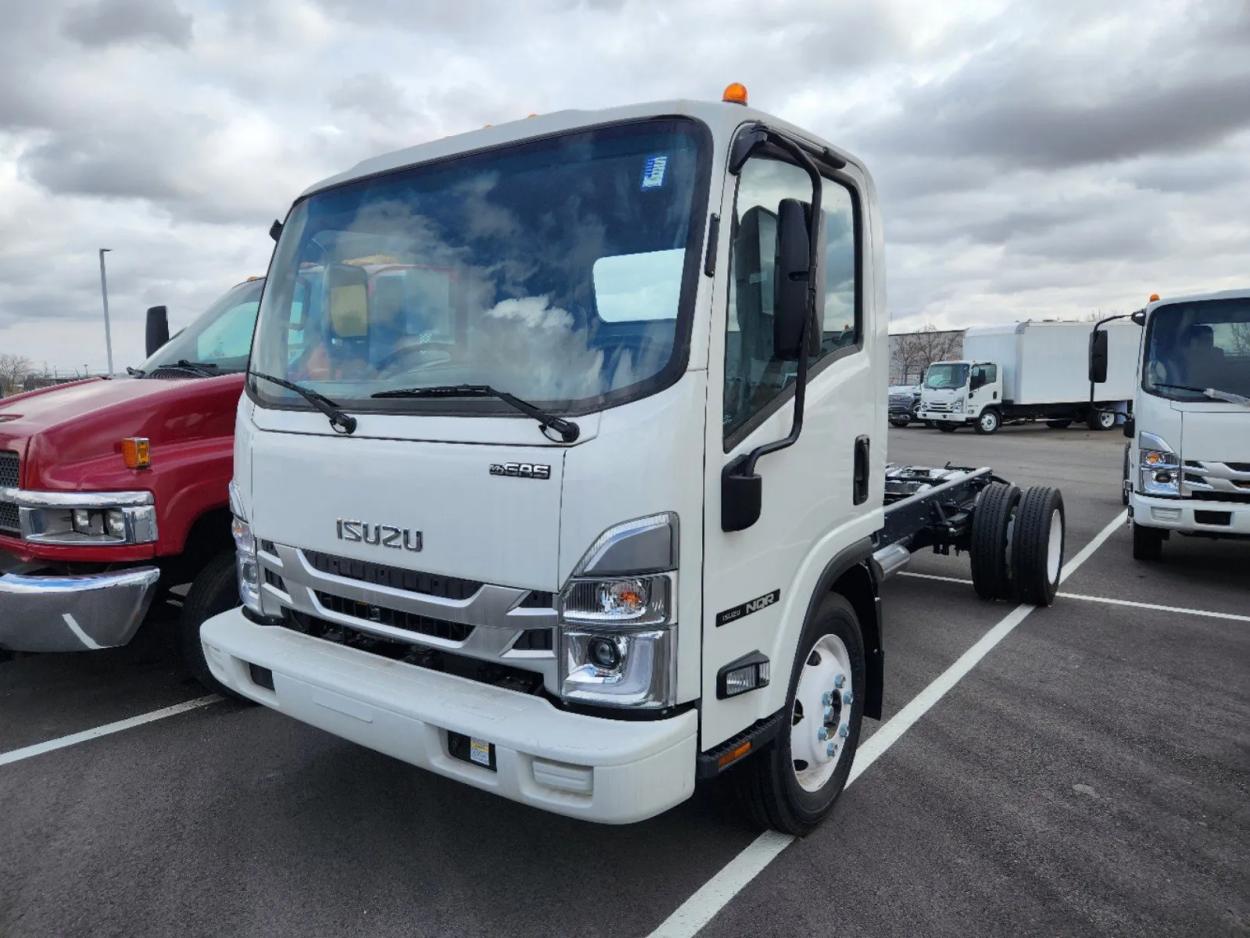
971 363 997 387
723 156 860 441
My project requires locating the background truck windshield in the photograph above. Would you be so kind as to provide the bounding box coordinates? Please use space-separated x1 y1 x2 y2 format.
141 278 264 373
1143 298 1250 399
924 363 969 390
251 119 708 413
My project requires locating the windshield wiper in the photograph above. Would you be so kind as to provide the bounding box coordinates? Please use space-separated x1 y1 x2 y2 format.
145 359 221 378
372 384 580 443
250 371 358 434
1154 383 1250 406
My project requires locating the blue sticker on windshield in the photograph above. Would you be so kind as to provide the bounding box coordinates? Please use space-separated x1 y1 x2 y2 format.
641 154 668 190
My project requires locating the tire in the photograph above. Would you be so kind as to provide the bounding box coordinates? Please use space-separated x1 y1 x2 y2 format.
970 482 1021 600
937 423 958 433
1011 486 1065 606
1087 409 1116 431
1046 420 1071 430
179 549 249 699
735 593 865 835
1132 522 1165 562
974 409 1001 434
889 416 911 428
1121 444 1131 506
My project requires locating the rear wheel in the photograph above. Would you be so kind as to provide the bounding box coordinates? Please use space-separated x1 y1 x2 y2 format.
1046 419 1071 429
971 482 1021 600
179 549 249 699
1012 486 1065 606
1132 522 1165 562
1087 409 1117 431
735 593 865 835
974 409 1001 434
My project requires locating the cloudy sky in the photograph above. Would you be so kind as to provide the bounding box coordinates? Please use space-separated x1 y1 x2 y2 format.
1 0 1247 374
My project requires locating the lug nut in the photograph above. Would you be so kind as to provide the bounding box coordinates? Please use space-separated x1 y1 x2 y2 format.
826 743 836 757
822 692 833 706
823 706 834 720
834 674 846 689
838 724 849 738
817 727 829 741
843 691 853 705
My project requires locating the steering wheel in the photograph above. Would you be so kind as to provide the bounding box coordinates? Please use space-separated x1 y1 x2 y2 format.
375 340 458 375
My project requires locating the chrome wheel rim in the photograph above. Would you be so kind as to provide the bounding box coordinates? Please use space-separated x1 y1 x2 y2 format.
1046 508 1063 582
980 412 996 431
791 633 853 792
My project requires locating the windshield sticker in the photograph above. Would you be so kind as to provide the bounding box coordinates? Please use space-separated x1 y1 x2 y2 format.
641 154 668 190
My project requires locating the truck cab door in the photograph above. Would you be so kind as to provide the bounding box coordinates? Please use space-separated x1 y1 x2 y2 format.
700 146 880 751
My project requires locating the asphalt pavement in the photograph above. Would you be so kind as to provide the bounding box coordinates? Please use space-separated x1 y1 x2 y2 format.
1 422 1246 937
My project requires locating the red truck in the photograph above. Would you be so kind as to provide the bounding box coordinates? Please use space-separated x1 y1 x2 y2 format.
0 277 263 691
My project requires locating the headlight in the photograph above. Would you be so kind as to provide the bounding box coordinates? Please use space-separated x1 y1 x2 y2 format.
952 399 964 412
232 514 262 614
558 513 678 709
16 491 157 545
1139 433 1180 496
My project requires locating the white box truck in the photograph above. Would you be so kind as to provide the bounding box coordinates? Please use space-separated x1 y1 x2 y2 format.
200 88 1067 833
1091 289 1250 560
918 320 1140 434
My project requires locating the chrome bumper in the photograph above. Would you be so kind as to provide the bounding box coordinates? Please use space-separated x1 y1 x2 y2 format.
0 566 161 652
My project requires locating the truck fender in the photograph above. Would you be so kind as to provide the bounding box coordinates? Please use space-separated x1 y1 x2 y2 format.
788 537 884 720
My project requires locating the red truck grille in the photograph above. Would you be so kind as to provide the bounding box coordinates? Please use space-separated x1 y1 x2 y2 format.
0 451 18 535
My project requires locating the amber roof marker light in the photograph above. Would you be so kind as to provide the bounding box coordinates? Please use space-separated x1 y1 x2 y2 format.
1149 293 1160 302
722 82 748 105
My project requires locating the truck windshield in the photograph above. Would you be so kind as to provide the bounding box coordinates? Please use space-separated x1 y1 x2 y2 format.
250 118 709 415
140 279 264 375
924 363 969 390
1143 298 1250 400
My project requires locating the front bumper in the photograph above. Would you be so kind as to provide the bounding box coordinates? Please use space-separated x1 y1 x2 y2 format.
1131 492 1250 536
0 565 160 651
918 410 967 424
201 610 698 824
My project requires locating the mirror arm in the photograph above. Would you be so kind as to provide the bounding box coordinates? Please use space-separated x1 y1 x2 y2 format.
737 132 823 477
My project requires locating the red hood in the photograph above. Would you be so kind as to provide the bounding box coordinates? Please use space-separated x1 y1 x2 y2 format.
0 374 244 491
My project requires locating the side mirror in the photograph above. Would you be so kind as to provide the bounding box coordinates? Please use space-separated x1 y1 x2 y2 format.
721 455 762 532
773 198 817 361
1088 329 1109 384
1131 309 1146 326
145 305 169 357
269 219 283 242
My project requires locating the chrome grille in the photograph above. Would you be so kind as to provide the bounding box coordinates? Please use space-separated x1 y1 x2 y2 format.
0 451 18 488
1181 459 1250 500
888 392 913 410
256 541 560 692
925 401 954 413
0 501 18 535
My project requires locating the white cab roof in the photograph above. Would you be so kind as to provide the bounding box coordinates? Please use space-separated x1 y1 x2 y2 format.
300 98 870 198
1147 287 1250 310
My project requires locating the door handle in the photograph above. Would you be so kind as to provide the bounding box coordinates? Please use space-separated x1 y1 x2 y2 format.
853 435 870 505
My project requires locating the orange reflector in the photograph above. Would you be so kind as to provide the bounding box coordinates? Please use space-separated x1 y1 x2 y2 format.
1149 293 1160 302
121 437 151 469
722 82 748 106
717 740 752 768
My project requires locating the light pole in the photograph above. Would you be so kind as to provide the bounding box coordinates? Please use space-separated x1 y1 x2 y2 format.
98 248 114 376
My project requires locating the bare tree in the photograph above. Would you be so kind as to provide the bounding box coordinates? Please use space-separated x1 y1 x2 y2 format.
0 354 33 396
891 325 963 384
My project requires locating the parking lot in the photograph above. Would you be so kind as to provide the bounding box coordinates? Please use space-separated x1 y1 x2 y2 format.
1 425 1247 937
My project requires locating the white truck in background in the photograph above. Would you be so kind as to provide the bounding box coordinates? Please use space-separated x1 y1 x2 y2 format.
919 321 1140 434
200 89 1067 833
1090 289 1250 560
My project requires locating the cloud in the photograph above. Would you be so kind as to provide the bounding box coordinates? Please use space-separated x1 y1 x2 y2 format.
62 0 193 48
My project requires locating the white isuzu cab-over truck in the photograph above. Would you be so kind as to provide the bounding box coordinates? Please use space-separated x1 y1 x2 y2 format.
1091 289 1250 561
202 91 1067 832
919 320 1139 435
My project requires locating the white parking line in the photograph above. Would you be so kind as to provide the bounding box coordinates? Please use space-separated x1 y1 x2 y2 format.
0 695 222 768
1055 591 1250 623
649 509 1127 938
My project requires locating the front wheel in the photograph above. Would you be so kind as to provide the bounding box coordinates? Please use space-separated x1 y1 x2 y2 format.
179 549 250 699
889 415 911 428
1087 409 1117 431
1132 522 1165 562
974 409 1001 434
735 594 865 835
1122 444 1131 506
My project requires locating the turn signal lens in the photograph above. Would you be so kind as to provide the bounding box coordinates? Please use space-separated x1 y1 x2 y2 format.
1149 293 1160 302
121 437 151 469
722 82 748 105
